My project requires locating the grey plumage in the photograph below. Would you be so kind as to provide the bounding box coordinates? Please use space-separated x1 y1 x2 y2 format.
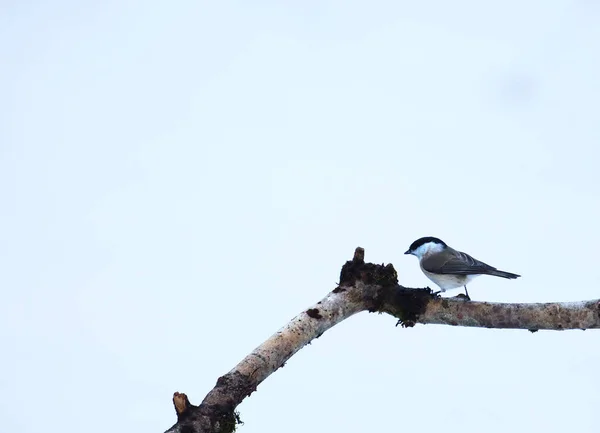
420 246 520 279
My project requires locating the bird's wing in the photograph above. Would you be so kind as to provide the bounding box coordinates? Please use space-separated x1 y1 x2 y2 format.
421 248 497 275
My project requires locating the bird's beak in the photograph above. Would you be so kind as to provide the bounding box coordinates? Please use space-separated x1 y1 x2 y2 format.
404 250 411 255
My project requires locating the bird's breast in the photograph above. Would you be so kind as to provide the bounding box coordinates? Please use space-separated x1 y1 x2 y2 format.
421 268 477 291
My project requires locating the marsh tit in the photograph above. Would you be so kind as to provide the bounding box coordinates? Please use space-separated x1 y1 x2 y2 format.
404 236 520 300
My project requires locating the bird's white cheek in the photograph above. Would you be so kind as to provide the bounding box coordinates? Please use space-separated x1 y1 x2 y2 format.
412 242 445 258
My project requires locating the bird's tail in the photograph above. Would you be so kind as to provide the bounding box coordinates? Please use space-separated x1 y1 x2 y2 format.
488 269 520 279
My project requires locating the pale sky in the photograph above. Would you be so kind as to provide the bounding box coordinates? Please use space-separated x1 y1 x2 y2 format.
2 2 600 432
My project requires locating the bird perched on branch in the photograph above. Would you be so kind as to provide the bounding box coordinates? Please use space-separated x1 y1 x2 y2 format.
404 236 520 300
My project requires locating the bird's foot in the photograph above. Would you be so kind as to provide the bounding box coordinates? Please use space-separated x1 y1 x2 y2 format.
426 287 440 296
454 293 471 301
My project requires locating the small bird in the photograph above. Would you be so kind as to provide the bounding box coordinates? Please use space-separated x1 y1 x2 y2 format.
404 236 520 300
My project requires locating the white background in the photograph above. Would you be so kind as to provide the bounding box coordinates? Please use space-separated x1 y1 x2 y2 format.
2 1 600 432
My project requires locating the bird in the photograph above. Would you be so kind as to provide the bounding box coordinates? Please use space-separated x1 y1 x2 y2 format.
404 236 520 300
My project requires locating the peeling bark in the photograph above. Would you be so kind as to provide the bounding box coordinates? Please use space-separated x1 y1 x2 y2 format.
164 247 600 433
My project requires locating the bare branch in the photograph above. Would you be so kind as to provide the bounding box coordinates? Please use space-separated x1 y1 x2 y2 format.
164 247 600 433
391 297 600 331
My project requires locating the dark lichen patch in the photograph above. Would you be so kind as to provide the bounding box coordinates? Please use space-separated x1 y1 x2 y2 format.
214 371 257 406
396 318 416 328
213 409 242 433
388 286 432 327
339 259 398 287
202 374 248 433
306 308 323 319
180 424 196 433
332 287 346 293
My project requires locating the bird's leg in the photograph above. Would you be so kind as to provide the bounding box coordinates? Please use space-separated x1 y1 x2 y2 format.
454 286 471 301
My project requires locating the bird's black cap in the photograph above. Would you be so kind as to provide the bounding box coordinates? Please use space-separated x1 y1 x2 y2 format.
405 236 447 254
